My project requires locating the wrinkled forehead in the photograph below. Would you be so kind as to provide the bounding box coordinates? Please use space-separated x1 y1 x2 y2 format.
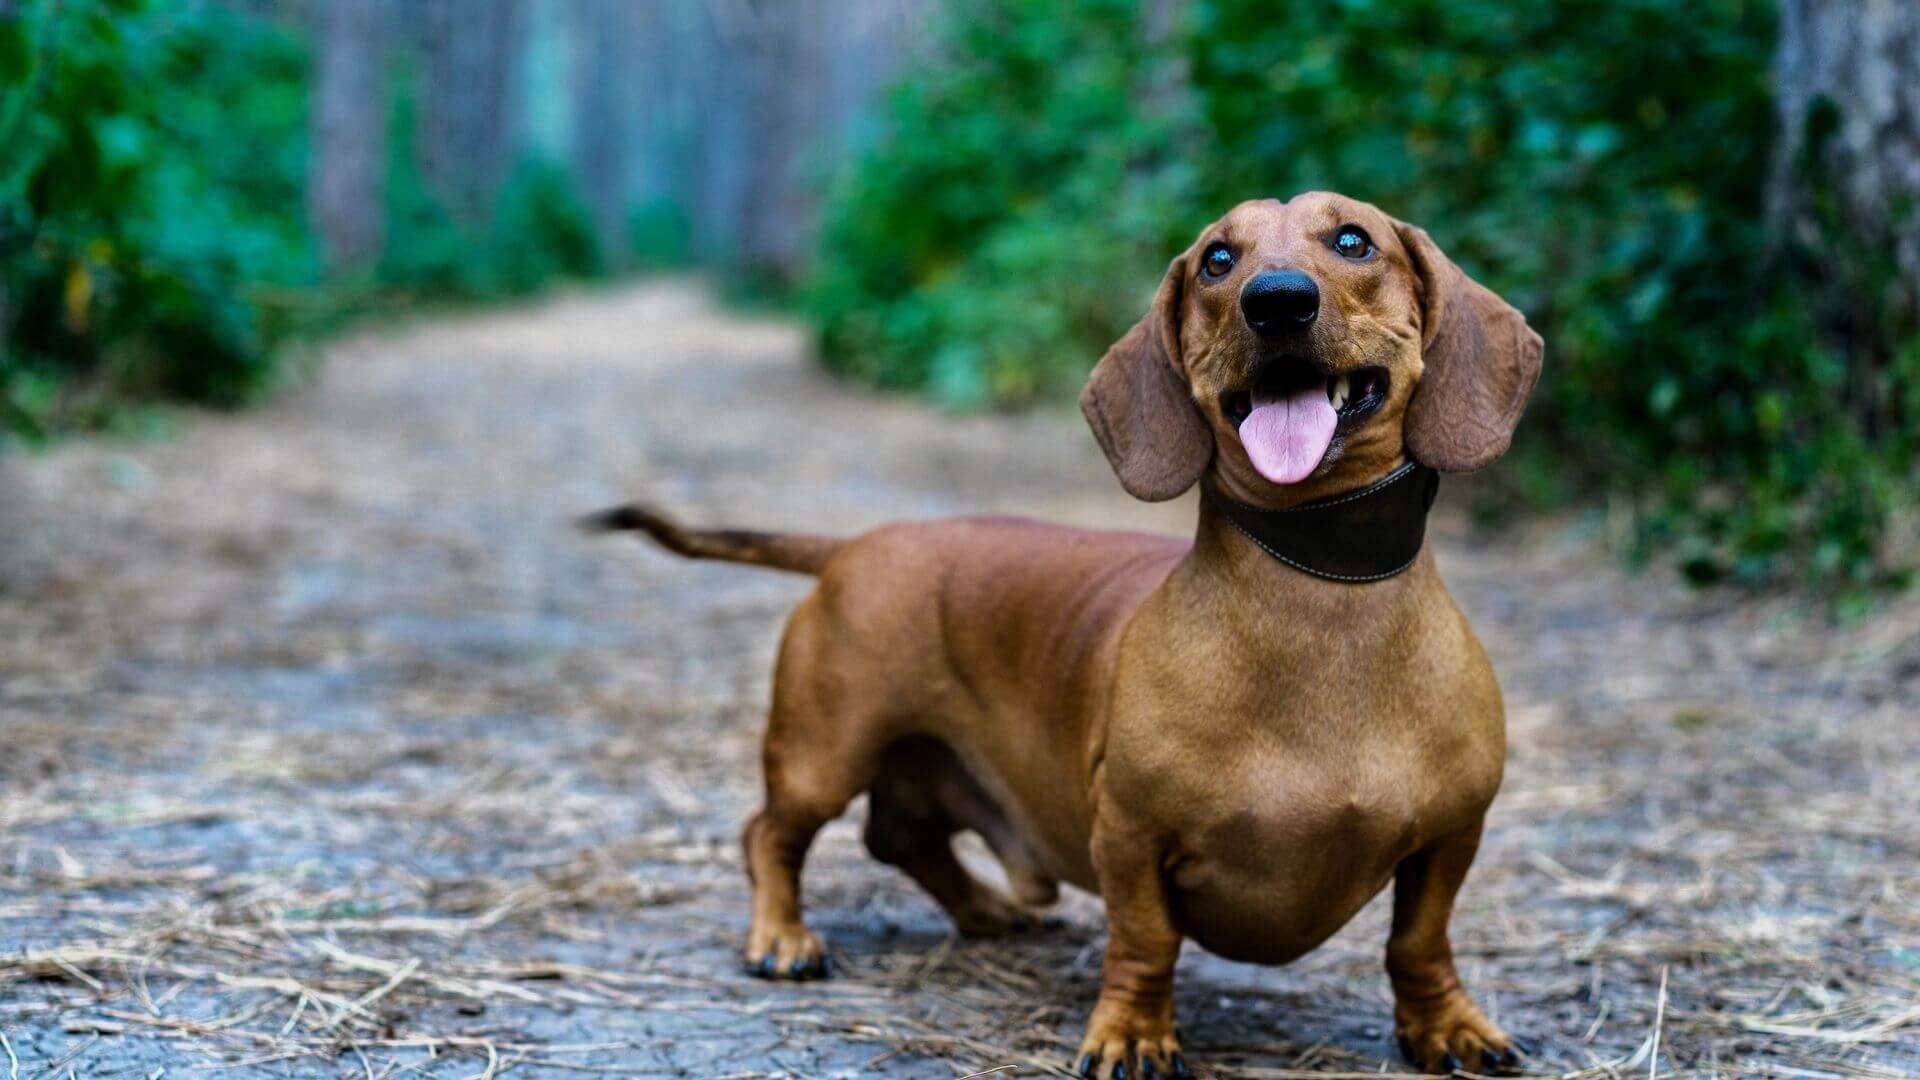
1208 192 1395 247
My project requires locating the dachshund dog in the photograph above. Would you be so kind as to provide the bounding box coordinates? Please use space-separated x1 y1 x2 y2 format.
589 192 1542 1076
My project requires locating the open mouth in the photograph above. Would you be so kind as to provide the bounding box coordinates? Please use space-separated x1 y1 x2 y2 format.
1220 364 1388 428
1219 363 1389 485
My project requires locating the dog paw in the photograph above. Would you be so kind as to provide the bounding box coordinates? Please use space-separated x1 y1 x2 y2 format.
1006 865 1061 908
950 890 1049 939
744 923 830 980
1395 993 1522 1074
1072 999 1189 1079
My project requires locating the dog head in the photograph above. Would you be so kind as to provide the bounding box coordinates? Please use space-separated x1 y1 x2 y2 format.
1081 192 1542 506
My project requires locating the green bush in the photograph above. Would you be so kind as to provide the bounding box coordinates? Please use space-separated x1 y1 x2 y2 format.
807 0 1200 407
0 0 609 448
806 0 1915 595
377 70 602 300
0 0 314 443
379 154 603 301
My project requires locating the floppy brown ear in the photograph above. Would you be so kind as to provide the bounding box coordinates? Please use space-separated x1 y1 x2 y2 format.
1079 254 1211 501
1395 222 1544 473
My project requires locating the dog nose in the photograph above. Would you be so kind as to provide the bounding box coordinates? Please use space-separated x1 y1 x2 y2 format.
1241 270 1319 333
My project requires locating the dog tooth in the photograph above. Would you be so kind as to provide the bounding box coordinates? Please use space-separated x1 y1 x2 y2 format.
1329 374 1350 410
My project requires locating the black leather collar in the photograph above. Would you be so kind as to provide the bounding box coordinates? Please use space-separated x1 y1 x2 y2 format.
1204 461 1440 583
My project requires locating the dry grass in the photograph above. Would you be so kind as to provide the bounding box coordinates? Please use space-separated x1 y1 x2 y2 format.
5 784 1916 1078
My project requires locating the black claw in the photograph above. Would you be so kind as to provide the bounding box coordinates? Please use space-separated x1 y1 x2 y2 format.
1511 1038 1534 1057
755 955 775 977
1483 1048 1501 1069
1078 1053 1097 1078
1398 1034 1417 1064
1170 1052 1191 1079
1010 916 1032 933
1110 1064 1127 1080
1499 1046 1521 1067
1441 1052 1463 1074
816 954 832 978
1043 915 1068 931
1140 1059 1158 1079
790 958 810 978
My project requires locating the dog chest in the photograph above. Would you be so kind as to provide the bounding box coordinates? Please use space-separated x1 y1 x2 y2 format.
1156 762 1442 964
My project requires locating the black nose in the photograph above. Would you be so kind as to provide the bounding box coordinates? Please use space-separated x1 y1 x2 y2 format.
1241 270 1319 334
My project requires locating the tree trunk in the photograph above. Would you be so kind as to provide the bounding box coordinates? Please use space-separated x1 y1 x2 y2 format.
1769 0 1920 320
742 0 805 278
695 0 924 280
416 0 524 225
602 0 925 274
627 0 686 217
692 0 768 270
308 0 390 271
570 0 628 267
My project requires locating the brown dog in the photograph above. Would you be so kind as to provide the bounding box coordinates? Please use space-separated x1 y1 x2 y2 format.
590 192 1542 1077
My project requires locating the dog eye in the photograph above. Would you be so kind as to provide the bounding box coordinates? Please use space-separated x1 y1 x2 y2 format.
1201 242 1235 279
1333 225 1374 260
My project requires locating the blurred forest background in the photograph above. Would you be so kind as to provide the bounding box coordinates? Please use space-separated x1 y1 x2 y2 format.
1 0 1914 601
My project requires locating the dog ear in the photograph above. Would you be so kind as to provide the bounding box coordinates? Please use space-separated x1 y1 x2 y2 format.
1080 253 1212 501
1394 221 1544 473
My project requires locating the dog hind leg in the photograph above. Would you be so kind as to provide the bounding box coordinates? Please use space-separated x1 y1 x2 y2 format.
741 801 837 978
863 738 1036 937
741 601 890 979
963 786 1061 910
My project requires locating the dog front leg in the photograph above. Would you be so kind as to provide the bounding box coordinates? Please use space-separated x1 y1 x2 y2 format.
1386 825 1522 1074
1074 809 1189 1079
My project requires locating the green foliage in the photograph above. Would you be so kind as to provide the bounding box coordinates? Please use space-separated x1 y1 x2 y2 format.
627 198 692 268
807 0 1201 407
807 0 1916 594
0 0 314 444
0 0 609 448
377 70 602 300
379 154 603 300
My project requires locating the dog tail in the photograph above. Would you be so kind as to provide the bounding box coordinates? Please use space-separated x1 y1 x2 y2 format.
580 503 843 576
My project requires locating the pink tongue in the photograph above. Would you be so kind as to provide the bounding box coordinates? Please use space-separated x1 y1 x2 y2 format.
1240 383 1336 485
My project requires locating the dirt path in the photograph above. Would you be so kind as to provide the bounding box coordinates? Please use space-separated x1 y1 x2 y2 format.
2 283 1916 1078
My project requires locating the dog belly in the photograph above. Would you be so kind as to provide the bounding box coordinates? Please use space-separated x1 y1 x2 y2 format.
1163 789 1416 965
1171 856 1397 965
